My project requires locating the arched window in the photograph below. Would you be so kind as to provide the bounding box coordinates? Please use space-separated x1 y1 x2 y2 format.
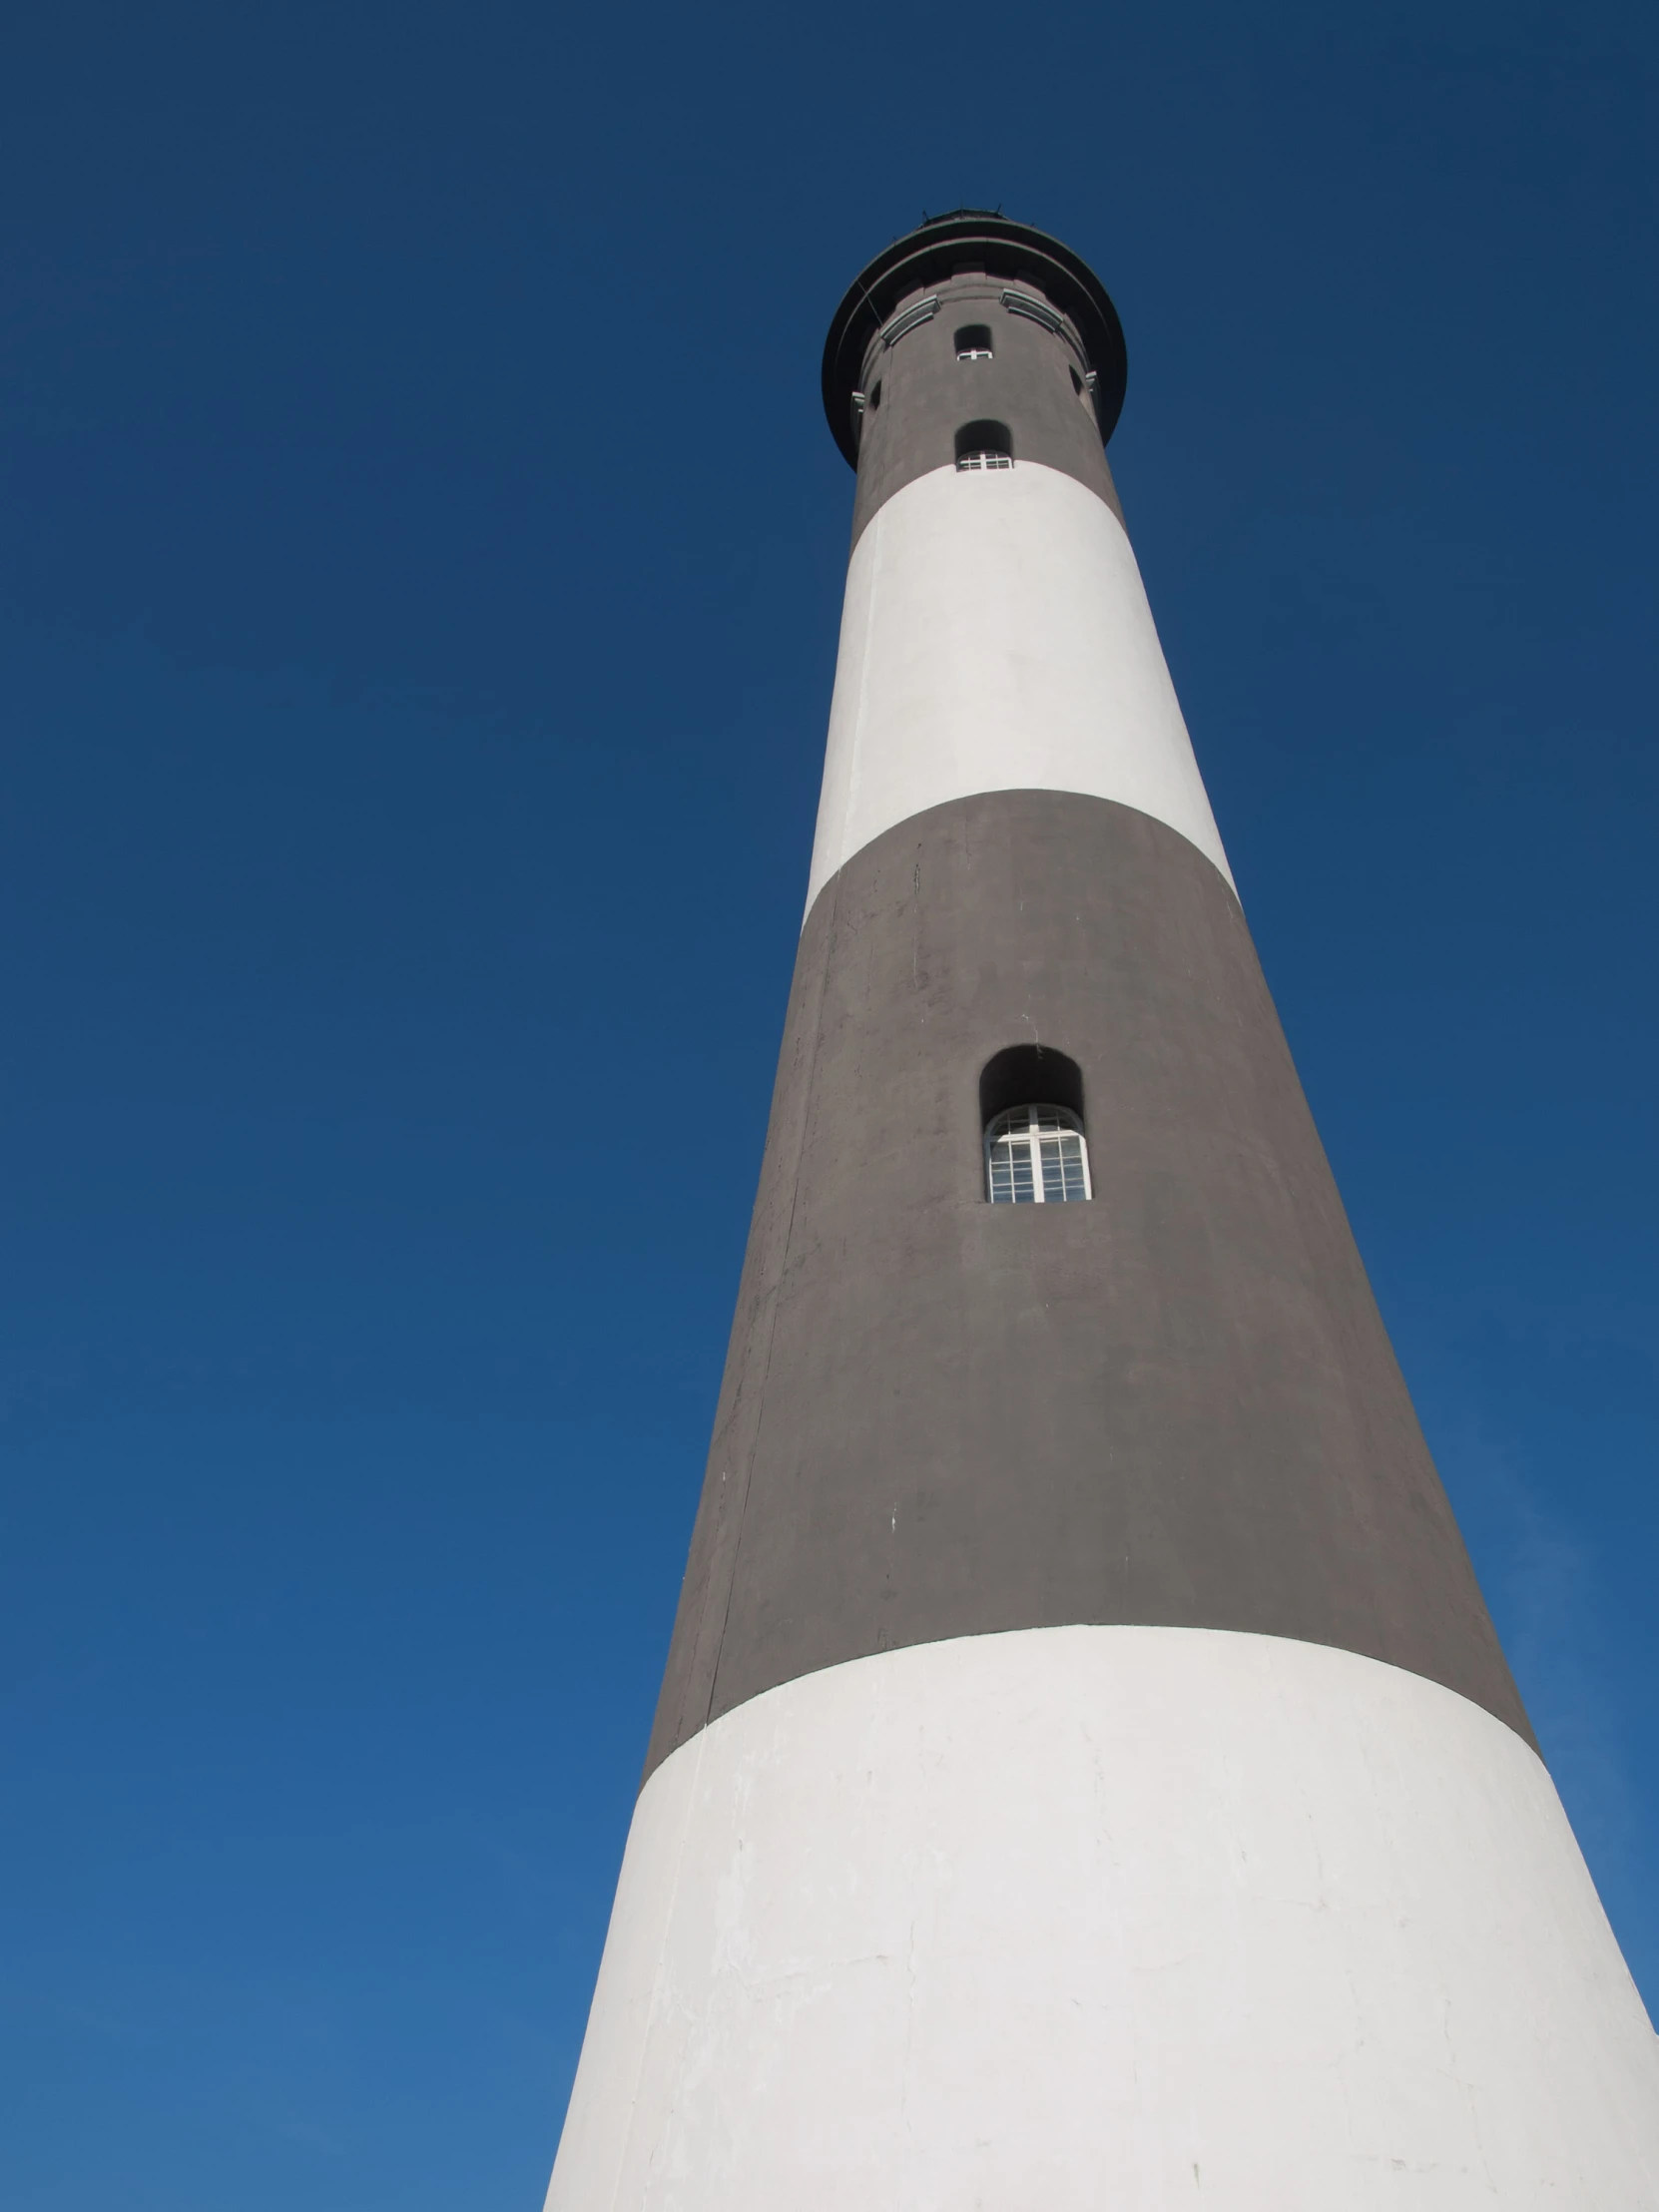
955 324 994 360
956 418 1013 471
979 1045 1090 1205
985 1105 1091 1204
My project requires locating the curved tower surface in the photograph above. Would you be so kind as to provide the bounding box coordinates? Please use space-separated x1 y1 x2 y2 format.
545 214 1659 2207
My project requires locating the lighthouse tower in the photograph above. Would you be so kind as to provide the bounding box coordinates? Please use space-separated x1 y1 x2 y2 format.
545 213 1659 2207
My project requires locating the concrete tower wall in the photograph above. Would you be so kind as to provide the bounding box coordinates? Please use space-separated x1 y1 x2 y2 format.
545 219 1659 2210
805 462 1230 908
556 1634 1656 2209
844 268 1124 538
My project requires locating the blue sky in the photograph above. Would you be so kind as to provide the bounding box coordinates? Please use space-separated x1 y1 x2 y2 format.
2 2 1655 2204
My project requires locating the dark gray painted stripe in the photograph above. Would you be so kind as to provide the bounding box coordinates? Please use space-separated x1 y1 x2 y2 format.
644 792 1531 1781
848 273 1125 548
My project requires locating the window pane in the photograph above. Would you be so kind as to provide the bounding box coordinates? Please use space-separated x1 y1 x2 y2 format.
989 1138 1037 1204
986 1104 1088 1205
1040 1133 1088 1203
990 1134 1036 1203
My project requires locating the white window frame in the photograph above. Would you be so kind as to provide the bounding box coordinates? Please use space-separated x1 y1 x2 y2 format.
984 1104 1092 1205
956 449 1013 471
956 341 993 360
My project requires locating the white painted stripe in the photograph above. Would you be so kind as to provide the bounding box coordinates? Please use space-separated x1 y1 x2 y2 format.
547 1626 1659 2210
806 462 1234 918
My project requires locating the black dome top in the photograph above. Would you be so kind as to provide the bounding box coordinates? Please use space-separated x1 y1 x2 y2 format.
822 212 1128 469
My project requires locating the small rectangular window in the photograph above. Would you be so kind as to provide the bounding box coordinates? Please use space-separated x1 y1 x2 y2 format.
955 419 1012 470
985 1105 1091 1204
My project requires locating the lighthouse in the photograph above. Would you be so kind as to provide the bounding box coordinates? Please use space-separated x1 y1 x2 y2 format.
544 213 1659 2206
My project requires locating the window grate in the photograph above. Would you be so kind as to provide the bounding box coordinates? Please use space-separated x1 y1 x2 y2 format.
985 1105 1091 1204
957 449 1013 471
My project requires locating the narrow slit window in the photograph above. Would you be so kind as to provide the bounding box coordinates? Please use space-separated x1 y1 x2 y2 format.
955 324 994 360
985 1106 1091 1204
